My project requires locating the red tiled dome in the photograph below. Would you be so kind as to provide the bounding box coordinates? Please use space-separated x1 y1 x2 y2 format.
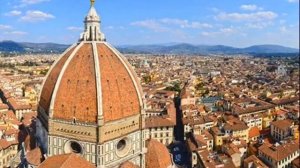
145 139 172 168
39 42 143 124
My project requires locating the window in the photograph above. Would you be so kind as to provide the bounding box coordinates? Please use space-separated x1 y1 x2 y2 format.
64 141 83 154
117 139 126 151
116 138 131 157
70 141 82 153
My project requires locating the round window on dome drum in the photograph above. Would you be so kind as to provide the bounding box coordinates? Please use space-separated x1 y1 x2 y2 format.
70 141 82 153
116 138 132 157
64 140 83 154
117 139 126 151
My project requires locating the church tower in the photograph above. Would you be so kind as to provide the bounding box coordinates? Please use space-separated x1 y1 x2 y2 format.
37 1 146 167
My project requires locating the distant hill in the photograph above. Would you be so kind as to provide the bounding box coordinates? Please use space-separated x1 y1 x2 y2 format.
21 42 70 53
0 41 298 55
0 41 25 53
0 41 69 54
118 43 299 55
241 45 299 53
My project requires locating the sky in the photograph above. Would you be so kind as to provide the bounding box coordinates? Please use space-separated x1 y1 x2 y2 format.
0 0 299 48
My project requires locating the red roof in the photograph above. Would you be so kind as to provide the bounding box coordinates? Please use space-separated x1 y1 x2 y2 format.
146 139 172 168
119 161 139 168
38 153 95 168
249 126 260 138
26 148 43 166
39 43 143 124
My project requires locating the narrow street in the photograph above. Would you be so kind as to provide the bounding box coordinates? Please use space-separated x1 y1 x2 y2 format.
174 97 184 141
170 97 191 168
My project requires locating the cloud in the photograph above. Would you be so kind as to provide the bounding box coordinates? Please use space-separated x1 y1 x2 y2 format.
4 31 28 35
160 18 213 28
280 26 287 32
211 7 220 13
67 26 83 31
20 10 55 22
201 27 236 37
5 10 22 16
287 0 299 3
14 0 50 8
279 20 286 25
104 26 125 30
21 0 50 4
216 11 278 22
246 22 273 29
263 24 299 48
131 18 212 32
0 25 27 36
0 24 12 30
240 4 263 11
131 20 169 32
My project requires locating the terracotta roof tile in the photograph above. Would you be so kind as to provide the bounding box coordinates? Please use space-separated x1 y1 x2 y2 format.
258 141 299 161
0 103 9 110
145 139 172 168
39 46 76 113
119 161 139 168
0 139 11 150
53 43 98 123
249 126 260 138
223 121 248 131
232 98 274 115
271 96 299 105
244 155 268 168
145 116 175 128
26 147 43 166
41 42 143 124
38 153 95 168
270 119 293 130
98 43 140 122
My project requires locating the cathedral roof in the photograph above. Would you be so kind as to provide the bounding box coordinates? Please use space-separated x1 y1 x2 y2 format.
38 0 143 125
145 139 173 168
39 42 143 124
38 153 95 168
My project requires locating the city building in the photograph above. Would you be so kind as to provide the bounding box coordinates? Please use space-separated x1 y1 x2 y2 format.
270 119 294 141
222 139 247 167
276 65 287 77
186 131 213 167
145 116 175 146
0 139 18 168
248 126 261 142
242 114 263 130
243 155 268 168
183 115 214 136
258 141 299 168
197 149 236 168
210 117 249 149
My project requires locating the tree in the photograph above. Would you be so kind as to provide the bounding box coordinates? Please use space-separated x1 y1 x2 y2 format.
165 82 181 92
142 75 151 84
